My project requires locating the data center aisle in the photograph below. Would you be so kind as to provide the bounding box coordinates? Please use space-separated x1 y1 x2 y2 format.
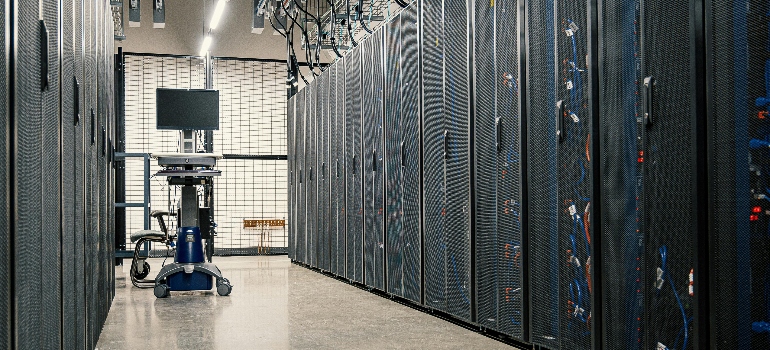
97 256 517 349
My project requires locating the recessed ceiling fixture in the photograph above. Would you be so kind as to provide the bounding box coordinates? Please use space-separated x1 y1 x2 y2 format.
209 0 227 30
200 35 212 56
200 0 228 56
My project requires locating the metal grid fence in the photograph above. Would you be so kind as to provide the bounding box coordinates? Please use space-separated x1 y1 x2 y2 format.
122 53 288 254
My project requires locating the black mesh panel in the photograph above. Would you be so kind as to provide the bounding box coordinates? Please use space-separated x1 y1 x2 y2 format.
527 0 560 347
474 0 497 331
330 65 339 275
422 0 448 312
319 70 329 271
599 0 644 348
346 47 364 283
363 29 386 291
444 0 471 322
336 58 347 278
386 15 405 298
307 83 316 267
642 2 697 349
15 0 44 347
475 0 523 338
298 90 306 263
41 0 62 348
288 95 295 260
400 3 422 304
0 0 7 345
556 1 592 348
709 0 770 349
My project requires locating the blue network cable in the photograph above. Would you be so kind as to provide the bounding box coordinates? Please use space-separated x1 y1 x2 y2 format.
656 246 691 350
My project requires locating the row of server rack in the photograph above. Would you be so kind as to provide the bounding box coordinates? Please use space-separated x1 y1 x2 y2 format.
287 0 770 349
1 0 117 349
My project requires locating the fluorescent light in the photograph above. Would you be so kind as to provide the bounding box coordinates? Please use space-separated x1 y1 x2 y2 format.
200 36 212 56
209 0 226 30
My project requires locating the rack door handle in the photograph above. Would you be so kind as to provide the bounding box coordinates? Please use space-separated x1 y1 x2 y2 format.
556 100 564 142
309 167 313 181
400 141 406 167
299 169 303 184
74 77 80 125
322 162 326 180
336 159 340 178
352 154 357 174
443 130 449 159
643 76 655 126
372 149 377 172
495 117 503 152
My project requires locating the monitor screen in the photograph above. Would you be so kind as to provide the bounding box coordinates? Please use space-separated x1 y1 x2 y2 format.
156 88 220 130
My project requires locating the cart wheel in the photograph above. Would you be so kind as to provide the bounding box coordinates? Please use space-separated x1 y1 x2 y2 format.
135 261 151 280
217 282 232 296
154 284 170 298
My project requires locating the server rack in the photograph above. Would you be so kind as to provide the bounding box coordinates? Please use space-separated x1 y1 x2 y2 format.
526 0 565 347
288 95 295 260
385 9 422 304
329 64 339 275
385 11 403 299
319 70 330 272
297 89 307 264
422 0 473 322
334 59 347 277
41 0 63 347
362 28 387 291
346 46 365 283
307 83 317 267
707 1 770 349
473 0 526 340
599 0 704 349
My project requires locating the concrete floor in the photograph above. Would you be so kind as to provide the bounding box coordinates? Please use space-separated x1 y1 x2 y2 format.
96 256 518 350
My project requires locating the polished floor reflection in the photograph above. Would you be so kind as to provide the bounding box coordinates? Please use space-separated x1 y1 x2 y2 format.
96 256 517 349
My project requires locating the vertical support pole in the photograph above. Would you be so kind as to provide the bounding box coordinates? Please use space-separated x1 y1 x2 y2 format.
204 51 215 262
115 48 126 262
143 154 151 255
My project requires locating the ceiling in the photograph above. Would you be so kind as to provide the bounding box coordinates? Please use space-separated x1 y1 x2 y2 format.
114 0 318 61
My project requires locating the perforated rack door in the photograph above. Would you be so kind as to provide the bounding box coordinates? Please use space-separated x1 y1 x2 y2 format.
318 69 330 272
444 0 472 323
708 1 770 349
307 82 317 267
335 59 347 278
346 46 365 283
297 89 307 263
527 0 560 348
362 28 386 291
61 0 85 346
41 0 63 347
640 1 699 349
474 0 524 339
422 0 472 321
1 1 9 345
421 0 447 314
555 1 593 349
330 64 340 275
400 4 422 305
385 12 405 299
288 95 295 260
598 0 644 348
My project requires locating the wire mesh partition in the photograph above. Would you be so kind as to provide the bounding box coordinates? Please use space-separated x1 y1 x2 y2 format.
122 54 289 255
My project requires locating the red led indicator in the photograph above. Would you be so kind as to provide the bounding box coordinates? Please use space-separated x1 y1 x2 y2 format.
750 214 759 221
752 206 762 213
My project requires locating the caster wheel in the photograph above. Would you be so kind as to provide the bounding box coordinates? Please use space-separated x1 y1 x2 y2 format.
135 261 151 280
217 282 232 296
154 284 170 298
